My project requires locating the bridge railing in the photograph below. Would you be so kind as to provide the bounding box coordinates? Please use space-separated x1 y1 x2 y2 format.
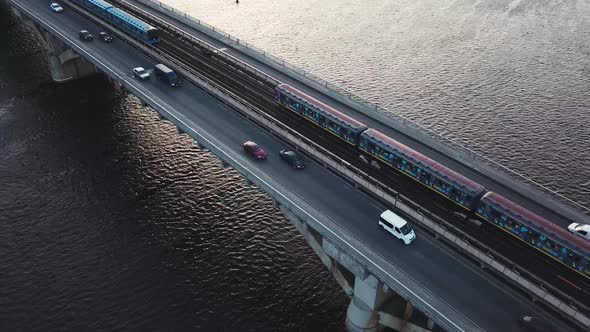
136 0 589 217
98 0 589 321
25 0 589 328
141 42 590 328
105 8 590 320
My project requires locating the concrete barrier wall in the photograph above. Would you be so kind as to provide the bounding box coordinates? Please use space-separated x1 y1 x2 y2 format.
128 0 590 224
16 1 589 329
14 2 483 330
95 9 589 327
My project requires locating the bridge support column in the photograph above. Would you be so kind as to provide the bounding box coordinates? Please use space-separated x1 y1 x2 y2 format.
11 5 98 83
346 275 391 332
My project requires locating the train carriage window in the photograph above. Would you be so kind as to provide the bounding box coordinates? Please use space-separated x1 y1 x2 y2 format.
489 208 503 226
290 99 301 111
303 106 312 118
543 240 558 257
420 170 432 185
387 153 396 163
405 163 417 177
449 188 458 200
359 137 368 150
373 145 382 157
534 234 547 249
365 140 376 153
448 187 459 201
504 215 516 232
327 120 340 134
344 129 353 142
523 228 540 247
433 178 448 194
394 157 403 170
461 193 471 206
402 159 410 171
482 203 492 219
432 178 441 189
381 149 391 162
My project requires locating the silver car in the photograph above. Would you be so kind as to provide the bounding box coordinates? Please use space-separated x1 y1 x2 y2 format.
132 67 150 80
50 3 63 12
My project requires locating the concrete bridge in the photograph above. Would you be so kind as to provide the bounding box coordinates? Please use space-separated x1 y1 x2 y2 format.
7 0 589 331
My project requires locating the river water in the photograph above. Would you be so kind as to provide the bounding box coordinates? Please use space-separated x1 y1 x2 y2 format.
167 0 590 211
1 0 589 331
0 3 346 331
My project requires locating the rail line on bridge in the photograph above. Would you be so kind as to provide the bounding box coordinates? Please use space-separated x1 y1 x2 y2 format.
99 0 590 314
14 0 590 329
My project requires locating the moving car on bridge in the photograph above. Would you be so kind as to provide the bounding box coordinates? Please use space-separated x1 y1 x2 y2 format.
279 149 305 169
275 83 590 283
78 30 93 41
243 141 266 160
50 2 63 12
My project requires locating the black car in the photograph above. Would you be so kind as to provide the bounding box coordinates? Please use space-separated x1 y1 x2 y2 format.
79 30 93 41
279 149 305 169
98 32 113 42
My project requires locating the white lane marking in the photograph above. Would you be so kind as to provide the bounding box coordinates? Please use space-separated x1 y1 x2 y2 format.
14 2 470 331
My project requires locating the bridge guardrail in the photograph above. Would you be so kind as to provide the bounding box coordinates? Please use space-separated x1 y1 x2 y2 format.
13 1 484 330
141 47 590 329
101 0 590 320
130 0 590 221
67 2 590 327
16 0 589 329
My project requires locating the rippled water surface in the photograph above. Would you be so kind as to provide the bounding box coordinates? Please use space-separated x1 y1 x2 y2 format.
2 0 590 330
0 4 346 331
165 0 590 211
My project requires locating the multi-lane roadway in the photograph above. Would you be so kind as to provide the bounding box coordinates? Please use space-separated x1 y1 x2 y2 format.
12 0 580 331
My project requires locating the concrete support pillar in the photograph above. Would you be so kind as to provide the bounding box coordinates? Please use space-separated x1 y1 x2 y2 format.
427 318 435 330
346 275 391 332
13 9 98 83
403 302 413 321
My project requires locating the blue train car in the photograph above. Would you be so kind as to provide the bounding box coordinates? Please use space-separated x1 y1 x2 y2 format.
71 0 112 20
275 84 368 145
359 129 485 209
72 0 160 45
105 7 160 44
477 192 590 278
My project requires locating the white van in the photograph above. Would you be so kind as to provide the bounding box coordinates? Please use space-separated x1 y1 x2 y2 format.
379 210 416 244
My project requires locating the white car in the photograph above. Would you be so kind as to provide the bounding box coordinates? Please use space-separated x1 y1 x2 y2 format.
379 210 416 245
568 223 590 241
132 67 150 80
50 3 63 12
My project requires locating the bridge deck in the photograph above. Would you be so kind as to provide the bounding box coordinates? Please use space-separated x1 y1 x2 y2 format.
123 0 590 230
12 1 580 331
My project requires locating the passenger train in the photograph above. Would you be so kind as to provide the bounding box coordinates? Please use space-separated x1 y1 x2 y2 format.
275 83 590 278
71 0 160 44
65 0 590 281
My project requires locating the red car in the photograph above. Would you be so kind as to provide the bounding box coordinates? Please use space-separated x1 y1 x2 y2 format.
243 141 266 160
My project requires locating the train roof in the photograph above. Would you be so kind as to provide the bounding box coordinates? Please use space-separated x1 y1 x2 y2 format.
87 0 113 10
276 84 367 130
362 129 485 193
482 192 590 254
106 7 154 32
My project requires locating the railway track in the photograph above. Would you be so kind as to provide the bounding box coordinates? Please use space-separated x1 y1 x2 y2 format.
106 0 590 312
159 30 590 306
